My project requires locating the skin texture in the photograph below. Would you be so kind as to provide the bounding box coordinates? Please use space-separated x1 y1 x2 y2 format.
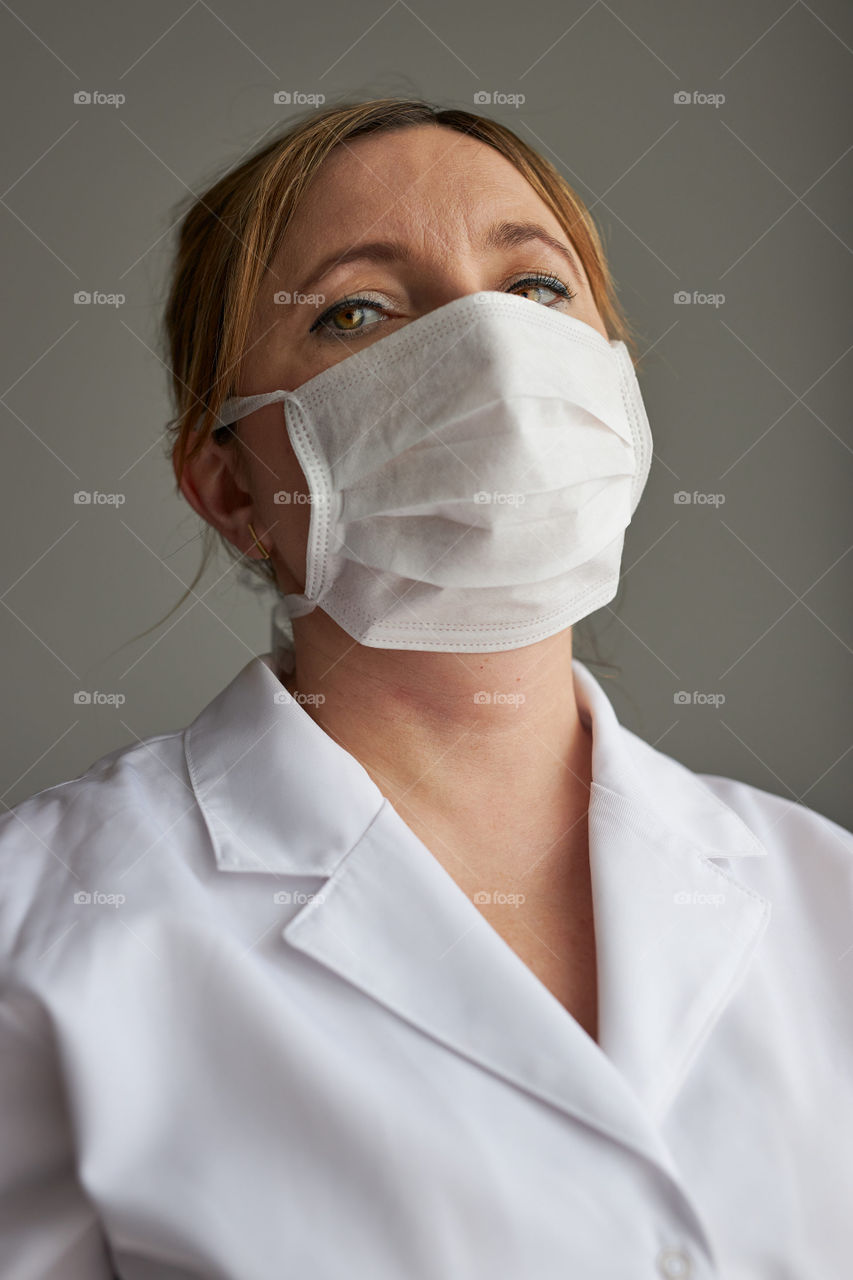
178 124 605 1041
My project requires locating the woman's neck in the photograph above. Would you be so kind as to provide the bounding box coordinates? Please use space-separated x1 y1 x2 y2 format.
278 613 593 888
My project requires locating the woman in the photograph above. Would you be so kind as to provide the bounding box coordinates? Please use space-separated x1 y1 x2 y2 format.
1 98 851 1280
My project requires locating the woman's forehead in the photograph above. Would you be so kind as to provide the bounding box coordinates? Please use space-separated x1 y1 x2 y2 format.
313 122 514 185
275 131 566 268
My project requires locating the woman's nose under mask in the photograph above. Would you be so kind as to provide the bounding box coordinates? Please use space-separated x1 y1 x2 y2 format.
212 289 653 670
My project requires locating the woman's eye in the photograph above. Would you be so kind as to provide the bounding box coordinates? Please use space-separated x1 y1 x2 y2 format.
309 297 386 341
507 273 577 306
309 273 577 341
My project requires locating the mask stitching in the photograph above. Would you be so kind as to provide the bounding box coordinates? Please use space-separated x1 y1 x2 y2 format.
321 542 625 638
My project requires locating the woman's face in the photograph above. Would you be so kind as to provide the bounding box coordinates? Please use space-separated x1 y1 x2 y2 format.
183 124 609 594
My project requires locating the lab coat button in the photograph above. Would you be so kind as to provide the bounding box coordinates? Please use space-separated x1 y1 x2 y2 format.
656 1247 692 1279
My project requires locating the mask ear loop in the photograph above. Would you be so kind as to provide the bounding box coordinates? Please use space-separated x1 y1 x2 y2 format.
217 391 319 678
272 599 296 676
272 593 318 675
272 596 312 675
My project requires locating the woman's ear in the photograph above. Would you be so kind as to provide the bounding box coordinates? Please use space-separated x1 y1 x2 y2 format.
174 434 255 552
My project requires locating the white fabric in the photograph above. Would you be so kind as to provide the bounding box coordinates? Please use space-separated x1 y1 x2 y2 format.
1 654 851 1279
216 291 653 657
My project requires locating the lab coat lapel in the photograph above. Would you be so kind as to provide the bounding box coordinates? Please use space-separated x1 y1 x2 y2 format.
186 654 770 1178
587 782 771 1120
186 657 678 1174
282 795 682 1179
572 663 772 1121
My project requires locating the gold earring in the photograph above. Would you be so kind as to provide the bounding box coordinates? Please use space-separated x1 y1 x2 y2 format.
247 522 271 560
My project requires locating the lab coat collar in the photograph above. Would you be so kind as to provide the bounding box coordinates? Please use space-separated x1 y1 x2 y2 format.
185 654 770 1192
572 661 767 858
185 653 766 878
184 653 386 877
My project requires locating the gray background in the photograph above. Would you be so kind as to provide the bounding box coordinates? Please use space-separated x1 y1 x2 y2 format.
2 0 851 827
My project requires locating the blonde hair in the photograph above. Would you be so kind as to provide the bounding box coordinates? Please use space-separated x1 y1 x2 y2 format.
160 96 639 619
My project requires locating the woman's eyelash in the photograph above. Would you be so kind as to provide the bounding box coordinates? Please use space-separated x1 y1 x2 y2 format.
308 295 386 338
308 271 578 340
512 271 577 300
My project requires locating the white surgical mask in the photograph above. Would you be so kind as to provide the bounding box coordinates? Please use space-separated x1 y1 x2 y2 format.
213 290 653 668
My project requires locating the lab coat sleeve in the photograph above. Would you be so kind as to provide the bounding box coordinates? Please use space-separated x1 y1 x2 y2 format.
0 986 116 1279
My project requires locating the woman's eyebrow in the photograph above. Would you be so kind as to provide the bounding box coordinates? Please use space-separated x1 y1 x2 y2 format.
481 221 585 284
294 220 584 296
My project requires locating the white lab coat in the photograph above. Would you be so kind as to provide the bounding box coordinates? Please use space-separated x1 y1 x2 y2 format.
0 653 851 1280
